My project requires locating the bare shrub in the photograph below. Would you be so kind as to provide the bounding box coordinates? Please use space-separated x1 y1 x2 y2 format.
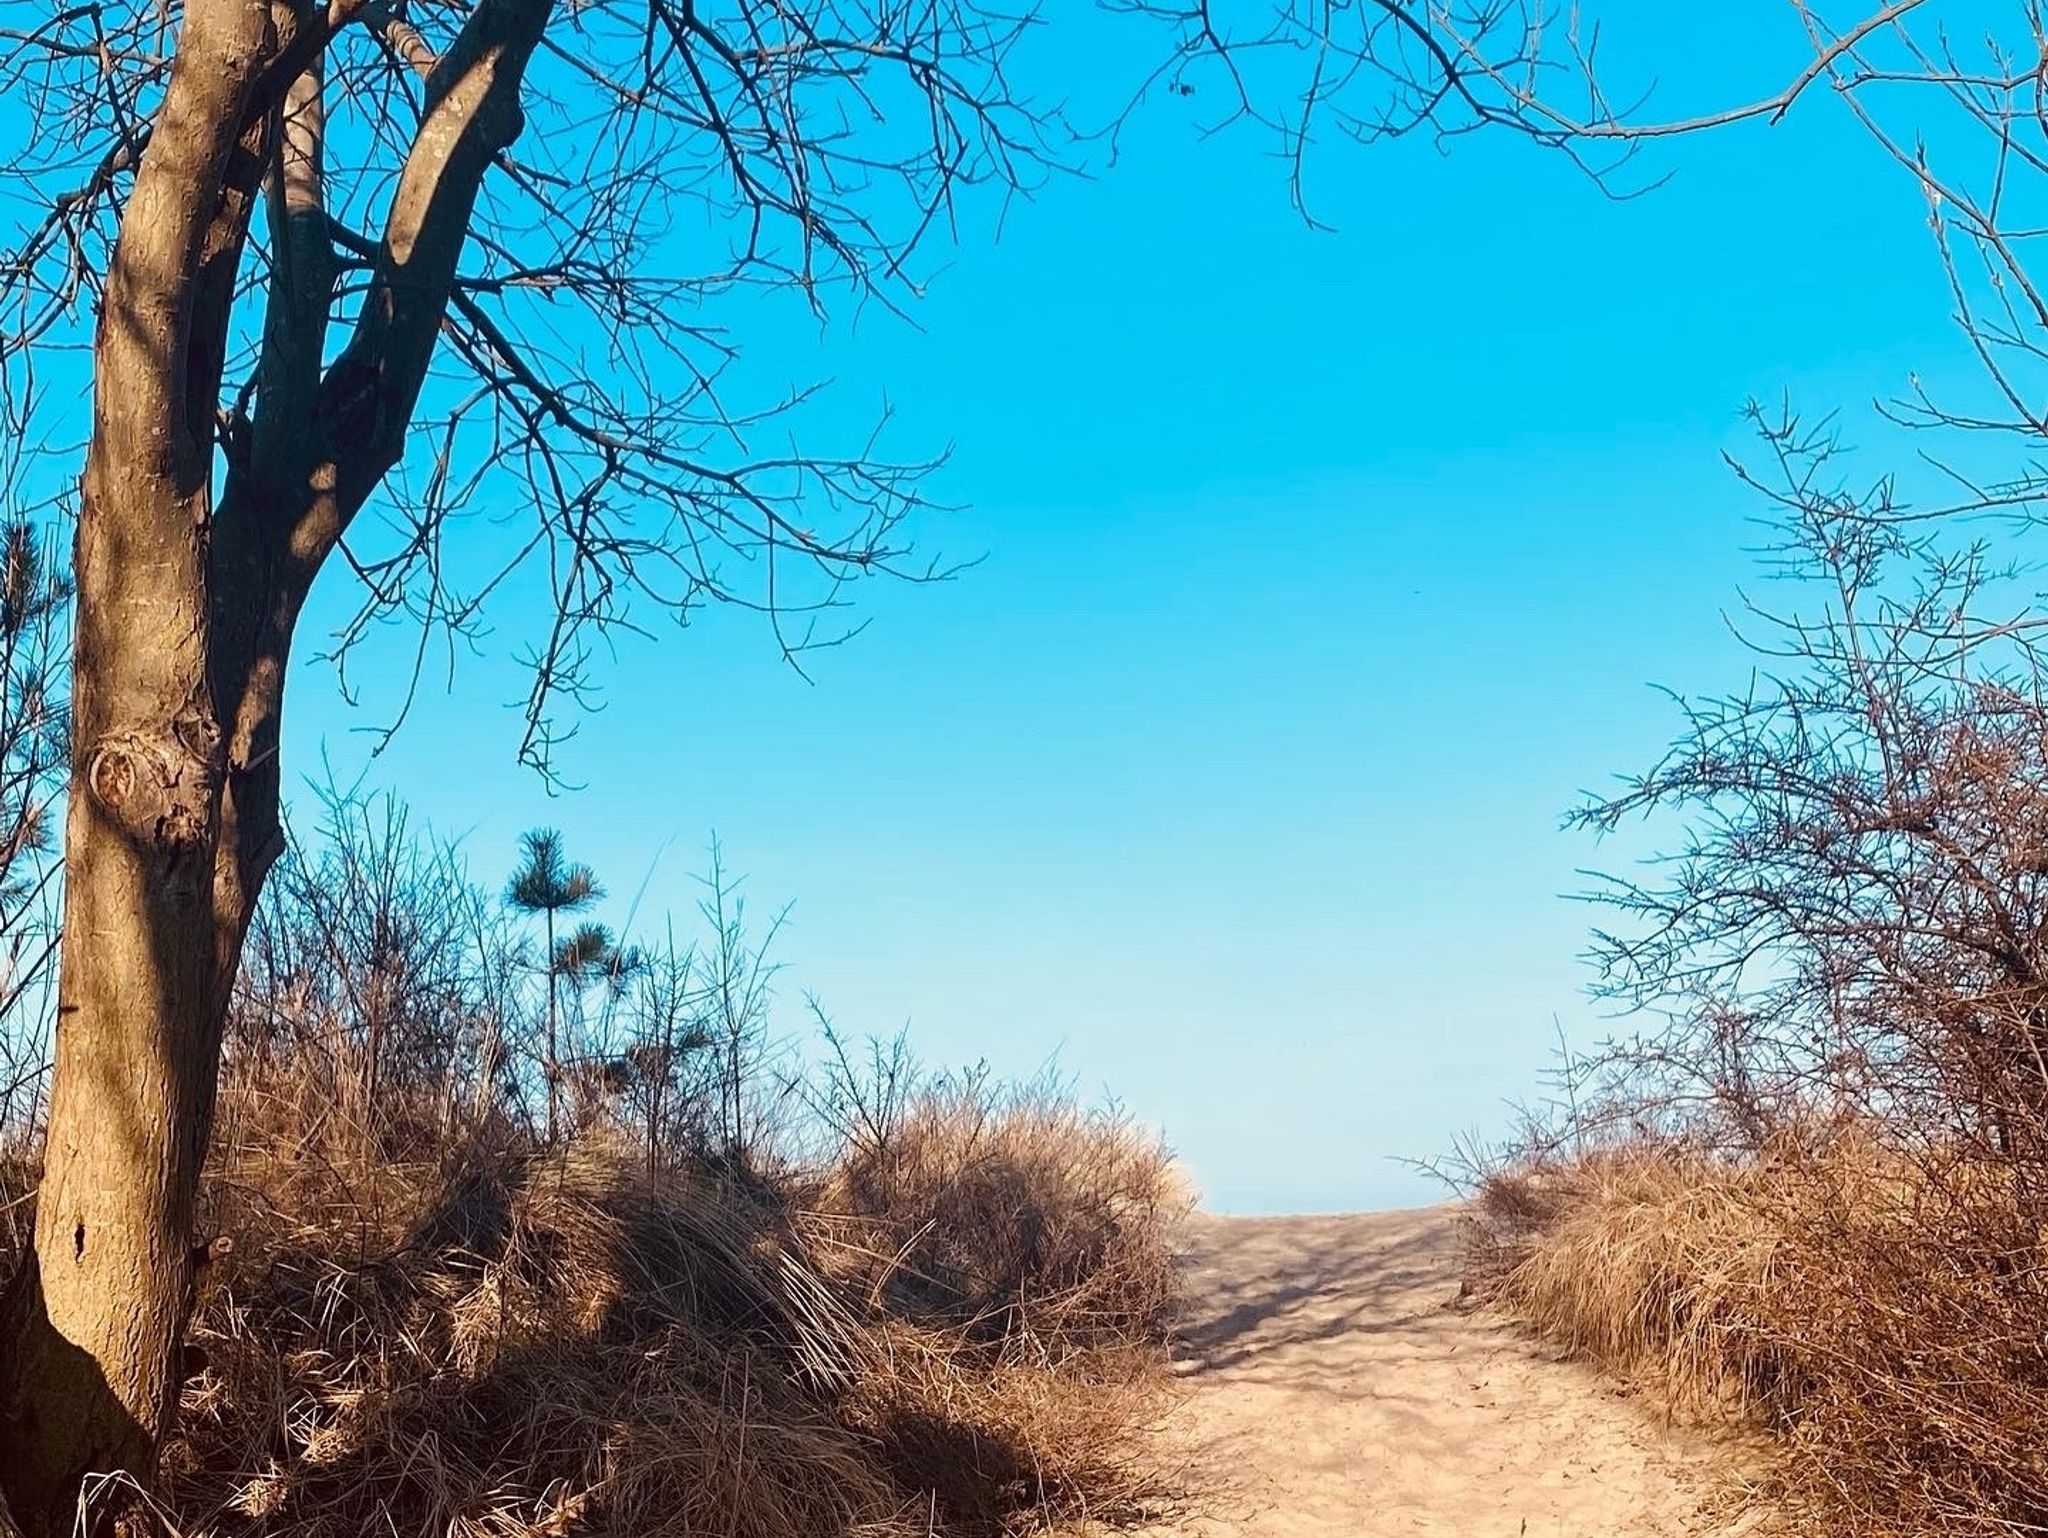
599 850 796 1173
227 783 524 1164
1471 409 2048 1533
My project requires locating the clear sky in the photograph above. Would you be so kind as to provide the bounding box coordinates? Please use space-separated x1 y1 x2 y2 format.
258 7 1993 1211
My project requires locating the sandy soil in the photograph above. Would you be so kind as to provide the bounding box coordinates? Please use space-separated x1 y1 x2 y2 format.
1146 1206 1744 1538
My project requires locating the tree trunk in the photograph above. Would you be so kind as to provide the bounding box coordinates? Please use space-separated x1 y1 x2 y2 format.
0 3 270 1529
546 910 559 1142
0 0 549 1522
0 392 231 1538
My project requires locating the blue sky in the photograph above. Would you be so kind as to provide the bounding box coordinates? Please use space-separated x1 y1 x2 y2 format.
262 9 2000 1211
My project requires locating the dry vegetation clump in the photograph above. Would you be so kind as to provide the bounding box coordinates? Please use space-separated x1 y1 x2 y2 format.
1468 1141 1796 1418
817 1077 1189 1352
1471 1132 2048 1534
0 806 1189 1538
18 1046 1188 1538
167 1126 906 1538
1462 431 2048 1534
810 1077 1192 1532
844 1319 1171 1535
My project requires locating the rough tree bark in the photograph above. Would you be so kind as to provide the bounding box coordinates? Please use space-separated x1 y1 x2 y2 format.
0 0 550 1528
0 4 270 1525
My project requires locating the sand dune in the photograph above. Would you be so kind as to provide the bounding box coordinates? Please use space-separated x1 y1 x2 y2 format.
1148 1206 1742 1537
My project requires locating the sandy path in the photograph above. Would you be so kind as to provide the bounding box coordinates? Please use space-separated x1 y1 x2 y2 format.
1147 1206 1739 1538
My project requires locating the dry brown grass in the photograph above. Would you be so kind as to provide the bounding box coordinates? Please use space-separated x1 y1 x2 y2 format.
1471 1130 2048 1535
169 1136 907 1538
843 1324 1169 1535
1469 1143 1796 1418
816 1082 1190 1354
808 1084 1191 1533
1 1065 1185 1538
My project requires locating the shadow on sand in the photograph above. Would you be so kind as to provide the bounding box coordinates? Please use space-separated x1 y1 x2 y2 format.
1172 1208 1473 1382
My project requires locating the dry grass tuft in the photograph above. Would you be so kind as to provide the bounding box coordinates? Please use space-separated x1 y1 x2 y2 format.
1469 1143 1796 1418
847 1326 1168 1536
1471 1131 2048 1535
25 1065 1194 1538
168 1134 908 1538
816 1082 1190 1357
813 1079 1192 1534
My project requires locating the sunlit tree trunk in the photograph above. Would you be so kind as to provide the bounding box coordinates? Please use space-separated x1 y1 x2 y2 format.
0 0 548 1525
0 5 269 1526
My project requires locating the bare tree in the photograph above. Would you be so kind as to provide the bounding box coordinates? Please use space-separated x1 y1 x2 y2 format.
0 0 1064 1520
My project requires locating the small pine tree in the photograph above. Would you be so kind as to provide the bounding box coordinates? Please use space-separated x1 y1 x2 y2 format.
505 829 602 1143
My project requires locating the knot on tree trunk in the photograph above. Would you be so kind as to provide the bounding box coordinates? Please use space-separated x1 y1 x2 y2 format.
82 709 223 855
